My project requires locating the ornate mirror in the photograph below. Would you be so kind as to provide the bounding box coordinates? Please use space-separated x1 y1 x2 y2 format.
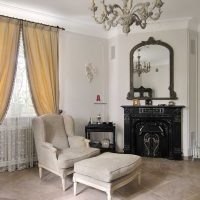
127 37 177 100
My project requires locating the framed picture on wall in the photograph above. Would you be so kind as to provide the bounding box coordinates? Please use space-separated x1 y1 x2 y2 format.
133 99 140 106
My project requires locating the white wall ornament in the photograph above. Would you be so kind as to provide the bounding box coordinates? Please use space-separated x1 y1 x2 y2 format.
85 63 96 82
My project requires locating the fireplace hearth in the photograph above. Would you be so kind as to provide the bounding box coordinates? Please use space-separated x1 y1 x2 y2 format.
122 106 185 160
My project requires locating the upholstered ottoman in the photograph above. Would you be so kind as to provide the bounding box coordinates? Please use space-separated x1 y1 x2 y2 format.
73 152 142 200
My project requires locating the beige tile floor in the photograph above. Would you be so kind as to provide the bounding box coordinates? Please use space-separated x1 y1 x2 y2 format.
0 158 200 200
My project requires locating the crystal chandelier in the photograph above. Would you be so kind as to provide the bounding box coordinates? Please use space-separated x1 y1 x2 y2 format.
134 49 151 76
90 0 164 34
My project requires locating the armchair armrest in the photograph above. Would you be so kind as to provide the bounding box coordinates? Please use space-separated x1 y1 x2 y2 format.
41 142 60 160
36 142 59 167
42 142 57 153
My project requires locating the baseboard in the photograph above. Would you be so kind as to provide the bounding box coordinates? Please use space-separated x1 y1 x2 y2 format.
183 156 193 160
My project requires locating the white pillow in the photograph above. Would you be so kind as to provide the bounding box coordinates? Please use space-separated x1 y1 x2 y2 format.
68 136 86 148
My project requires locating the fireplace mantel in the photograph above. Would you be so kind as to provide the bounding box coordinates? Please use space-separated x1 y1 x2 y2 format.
122 105 185 160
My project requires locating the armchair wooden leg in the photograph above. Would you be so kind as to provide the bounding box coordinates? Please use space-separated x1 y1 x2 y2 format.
106 190 112 200
61 177 66 191
39 166 42 179
74 181 77 196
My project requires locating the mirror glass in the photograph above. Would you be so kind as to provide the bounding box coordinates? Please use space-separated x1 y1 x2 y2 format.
133 45 169 98
127 37 177 100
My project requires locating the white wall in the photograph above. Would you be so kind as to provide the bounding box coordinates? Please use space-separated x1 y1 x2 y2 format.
108 30 190 156
198 32 200 148
188 31 198 154
59 31 109 136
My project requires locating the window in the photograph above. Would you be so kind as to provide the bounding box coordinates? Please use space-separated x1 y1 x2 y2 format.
0 33 36 172
6 33 35 118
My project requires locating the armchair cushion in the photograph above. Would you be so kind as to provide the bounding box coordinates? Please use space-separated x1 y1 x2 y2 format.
68 136 87 148
42 115 70 150
58 147 100 169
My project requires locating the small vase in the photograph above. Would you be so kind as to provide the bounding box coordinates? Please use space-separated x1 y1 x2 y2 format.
97 114 101 124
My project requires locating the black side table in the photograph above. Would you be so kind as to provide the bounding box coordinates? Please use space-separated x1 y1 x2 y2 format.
85 123 116 153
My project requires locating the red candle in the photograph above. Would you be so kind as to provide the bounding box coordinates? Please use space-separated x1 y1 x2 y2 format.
96 95 101 102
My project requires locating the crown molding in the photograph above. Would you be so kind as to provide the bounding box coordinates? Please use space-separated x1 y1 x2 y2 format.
0 0 108 39
107 17 198 39
0 1 199 39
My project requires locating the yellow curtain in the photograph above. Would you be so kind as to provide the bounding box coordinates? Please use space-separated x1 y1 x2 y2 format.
0 17 20 122
22 22 59 115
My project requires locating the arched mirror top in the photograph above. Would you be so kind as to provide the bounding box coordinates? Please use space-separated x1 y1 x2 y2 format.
127 37 177 100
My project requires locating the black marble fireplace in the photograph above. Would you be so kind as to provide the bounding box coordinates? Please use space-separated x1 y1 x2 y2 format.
122 106 185 160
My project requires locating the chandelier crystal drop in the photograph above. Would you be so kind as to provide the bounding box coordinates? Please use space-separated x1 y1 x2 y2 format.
134 49 151 77
90 0 164 34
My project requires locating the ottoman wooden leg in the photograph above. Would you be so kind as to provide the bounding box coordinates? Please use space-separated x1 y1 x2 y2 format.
39 166 42 179
61 177 66 191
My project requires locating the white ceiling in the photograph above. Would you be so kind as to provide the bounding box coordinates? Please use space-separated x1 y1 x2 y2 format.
1 0 200 25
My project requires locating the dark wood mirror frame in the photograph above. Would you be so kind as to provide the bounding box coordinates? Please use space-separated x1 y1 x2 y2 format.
127 37 177 100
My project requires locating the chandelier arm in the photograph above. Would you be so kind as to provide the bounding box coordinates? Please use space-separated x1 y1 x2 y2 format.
129 0 134 11
104 4 125 28
104 10 121 28
91 7 107 24
139 21 147 29
91 1 115 24
121 0 133 13
112 4 124 14
148 0 163 20
131 3 147 13
110 5 124 19
128 13 147 29
131 4 151 24
131 0 163 21
109 16 119 27
92 2 124 25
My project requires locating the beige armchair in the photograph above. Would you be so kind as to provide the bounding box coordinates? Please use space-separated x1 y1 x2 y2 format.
32 114 100 190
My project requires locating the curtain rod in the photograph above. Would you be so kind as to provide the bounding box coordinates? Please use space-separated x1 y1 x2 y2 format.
0 14 65 31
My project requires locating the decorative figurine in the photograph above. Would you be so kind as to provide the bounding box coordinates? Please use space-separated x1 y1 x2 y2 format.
85 63 96 82
102 139 110 148
145 99 152 105
168 101 175 106
97 113 101 124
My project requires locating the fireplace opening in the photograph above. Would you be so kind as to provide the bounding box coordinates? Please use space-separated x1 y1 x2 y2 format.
134 121 169 158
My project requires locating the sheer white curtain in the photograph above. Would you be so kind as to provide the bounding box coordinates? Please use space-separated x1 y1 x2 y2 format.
0 33 37 172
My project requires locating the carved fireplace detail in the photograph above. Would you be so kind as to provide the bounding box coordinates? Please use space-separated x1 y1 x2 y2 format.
122 106 185 160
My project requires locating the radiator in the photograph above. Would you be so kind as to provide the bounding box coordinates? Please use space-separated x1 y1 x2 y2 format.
0 118 37 172
193 147 200 159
